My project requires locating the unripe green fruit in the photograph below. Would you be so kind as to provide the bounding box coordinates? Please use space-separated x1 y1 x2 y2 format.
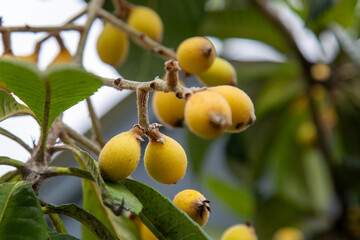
96 22 129 66
185 90 232 139
221 224 258 240
210 85 255 132
173 189 210 226
177 37 216 74
99 131 141 181
152 90 186 127
273 227 304 240
197 57 237 86
144 134 187 184
128 6 163 42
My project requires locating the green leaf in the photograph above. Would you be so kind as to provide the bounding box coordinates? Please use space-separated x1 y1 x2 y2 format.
0 90 34 122
307 0 334 22
44 204 119 240
47 232 79 240
0 60 102 131
199 8 289 52
120 179 211 240
0 170 20 184
0 181 48 240
71 146 141 214
206 175 255 218
186 129 214 175
81 159 140 240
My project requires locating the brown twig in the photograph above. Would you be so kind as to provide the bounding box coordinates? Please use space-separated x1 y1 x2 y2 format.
1 30 12 55
97 8 176 60
86 98 106 148
0 24 83 33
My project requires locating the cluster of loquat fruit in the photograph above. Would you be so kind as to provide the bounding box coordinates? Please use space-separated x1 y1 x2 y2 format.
94 3 261 239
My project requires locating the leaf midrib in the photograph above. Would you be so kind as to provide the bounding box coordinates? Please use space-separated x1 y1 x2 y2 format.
0 181 22 224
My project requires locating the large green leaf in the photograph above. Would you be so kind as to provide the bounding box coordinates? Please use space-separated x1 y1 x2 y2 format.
206 175 255 218
120 179 211 240
0 181 48 240
82 169 140 240
307 0 334 22
0 90 34 122
47 232 79 240
199 8 289 52
0 60 102 131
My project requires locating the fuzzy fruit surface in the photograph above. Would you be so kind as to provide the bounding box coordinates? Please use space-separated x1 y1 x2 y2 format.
96 22 129 66
273 227 304 240
173 189 210 226
210 85 255 132
140 222 158 240
144 135 187 184
99 131 141 181
128 6 163 42
176 37 216 74
50 48 72 65
185 90 232 138
221 224 258 240
152 91 186 127
197 57 237 86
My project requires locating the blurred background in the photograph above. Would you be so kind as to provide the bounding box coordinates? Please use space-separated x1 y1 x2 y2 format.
1 0 360 239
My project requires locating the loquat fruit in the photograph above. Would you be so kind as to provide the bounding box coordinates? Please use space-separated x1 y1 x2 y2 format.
99 130 141 182
221 223 258 240
210 85 255 132
184 90 232 138
49 47 72 65
176 37 216 74
139 222 158 240
173 189 210 227
310 63 330 81
144 134 187 184
273 227 304 240
96 22 129 66
127 6 163 42
197 57 237 86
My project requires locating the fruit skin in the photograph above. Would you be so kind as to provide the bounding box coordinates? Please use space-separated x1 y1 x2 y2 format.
197 57 237 86
273 227 304 240
310 63 330 81
184 90 232 139
173 189 210 226
128 6 163 42
210 85 255 132
221 224 258 240
144 134 187 184
99 131 141 181
96 22 129 66
50 47 72 65
177 37 216 74
152 90 186 128
139 222 158 240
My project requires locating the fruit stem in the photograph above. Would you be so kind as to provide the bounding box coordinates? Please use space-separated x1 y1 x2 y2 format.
165 59 181 90
72 0 104 66
86 98 106 148
97 8 176 60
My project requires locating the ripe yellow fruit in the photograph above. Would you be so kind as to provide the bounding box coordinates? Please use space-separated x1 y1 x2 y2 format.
139 222 158 240
221 224 258 240
152 90 186 127
99 130 141 181
197 57 237 86
210 85 255 132
273 227 304 240
50 47 72 65
144 134 187 184
173 189 210 227
128 6 163 42
96 22 129 66
310 63 330 81
176 37 216 74
185 90 232 138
